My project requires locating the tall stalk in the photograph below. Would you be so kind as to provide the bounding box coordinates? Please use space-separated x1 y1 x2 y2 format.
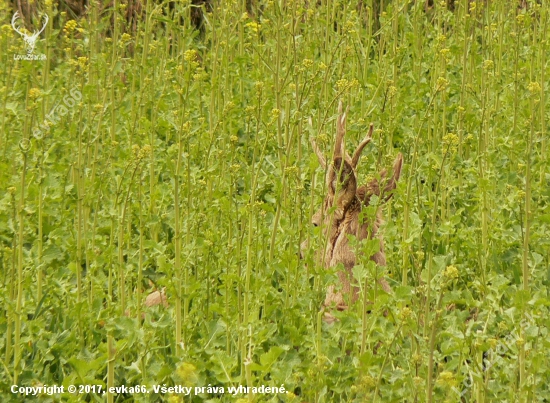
174 119 184 356
107 3 120 399
5 189 17 367
14 138 29 385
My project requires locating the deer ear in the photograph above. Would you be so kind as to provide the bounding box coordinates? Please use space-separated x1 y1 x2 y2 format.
361 153 403 204
381 153 403 200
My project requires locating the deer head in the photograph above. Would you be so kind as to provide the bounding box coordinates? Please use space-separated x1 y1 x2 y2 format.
11 12 48 55
304 102 403 318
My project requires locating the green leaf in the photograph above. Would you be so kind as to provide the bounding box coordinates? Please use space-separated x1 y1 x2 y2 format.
259 346 284 369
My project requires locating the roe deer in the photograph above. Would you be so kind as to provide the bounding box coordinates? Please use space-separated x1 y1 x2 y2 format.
303 102 403 321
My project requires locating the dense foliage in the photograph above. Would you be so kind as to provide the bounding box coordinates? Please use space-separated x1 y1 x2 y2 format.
0 0 549 402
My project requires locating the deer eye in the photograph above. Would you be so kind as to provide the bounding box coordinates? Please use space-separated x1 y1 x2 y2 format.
313 222 318 227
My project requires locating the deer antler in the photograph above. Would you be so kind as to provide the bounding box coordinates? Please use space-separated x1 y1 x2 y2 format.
351 123 374 168
333 100 347 159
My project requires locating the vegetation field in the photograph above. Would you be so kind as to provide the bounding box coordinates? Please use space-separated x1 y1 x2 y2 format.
0 0 549 402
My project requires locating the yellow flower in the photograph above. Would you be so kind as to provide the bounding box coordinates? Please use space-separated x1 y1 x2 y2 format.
182 121 191 133
336 78 349 90
437 371 456 388
78 57 88 68
28 88 41 100
317 133 329 145
359 375 376 390
138 145 152 160
344 20 356 34
436 77 449 90
483 59 494 70
224 101 235 112
184 49 198 62
516 337 525 347
443 265 458 280
443 133 459 147
192 67 208 81
176 362 198 385
527 82 541 94
64 20 78 34
245 21 261 33
285 166 298 175
400 307 412 320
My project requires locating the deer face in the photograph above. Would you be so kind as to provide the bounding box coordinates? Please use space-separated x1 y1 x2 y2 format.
303 102 403 316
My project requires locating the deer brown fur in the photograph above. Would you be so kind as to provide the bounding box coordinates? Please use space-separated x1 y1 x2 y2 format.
304 102 403 320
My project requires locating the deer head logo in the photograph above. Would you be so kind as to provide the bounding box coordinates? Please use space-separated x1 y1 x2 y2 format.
11 12 48 55
303 102 403 321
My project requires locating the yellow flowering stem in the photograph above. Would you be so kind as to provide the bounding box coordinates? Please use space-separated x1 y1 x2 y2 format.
36 138 44 303
109 0 119 144
137 173 143 328
373 322 403 403
402 87 439 286
14 82 32 385
75 85 85 347
426 285 445 403
107 334 115 403
118 161 141 315
177 118 192 361
243 107 271 380
423 141 452 403
424 142 452 335
14 151 27 385
360 273 370 355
